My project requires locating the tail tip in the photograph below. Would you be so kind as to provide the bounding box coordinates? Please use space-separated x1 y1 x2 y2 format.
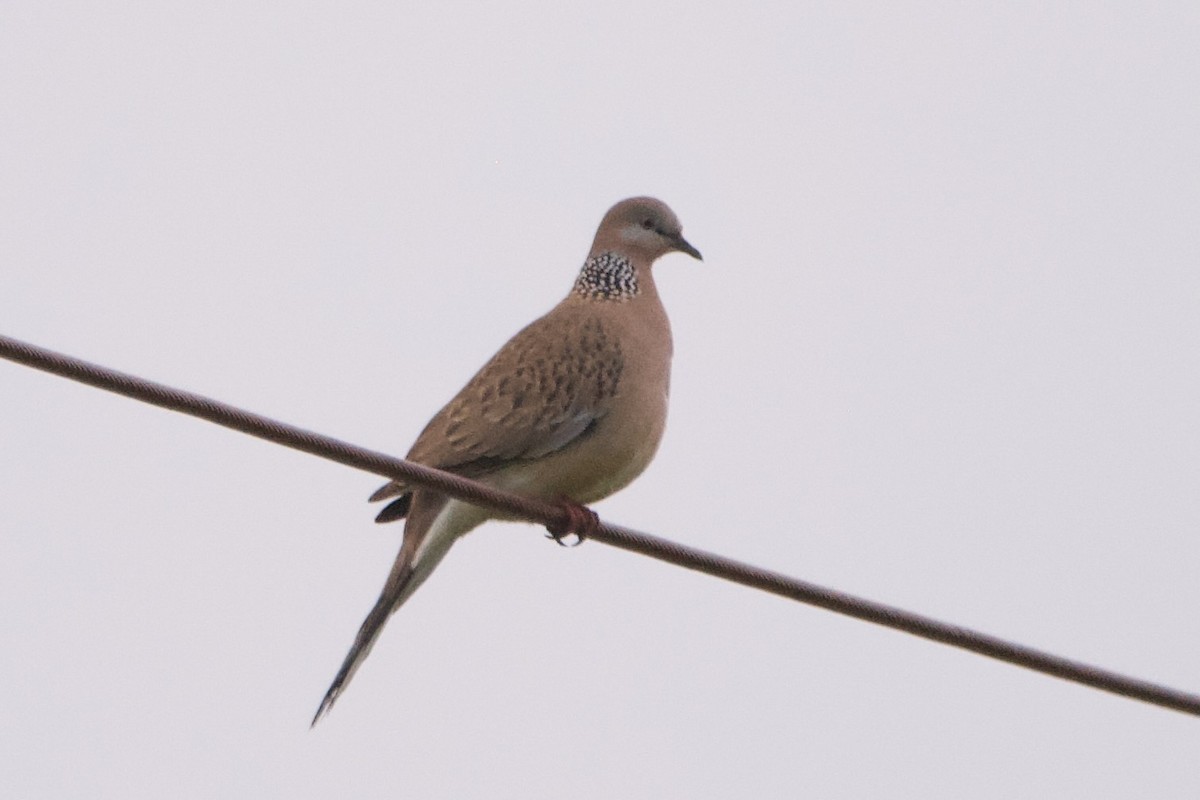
310 686 341 727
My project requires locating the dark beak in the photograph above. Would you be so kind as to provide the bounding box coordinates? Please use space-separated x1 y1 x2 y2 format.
671 235 703 261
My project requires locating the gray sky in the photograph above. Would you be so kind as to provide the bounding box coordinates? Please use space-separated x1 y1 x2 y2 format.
3 2 1198 797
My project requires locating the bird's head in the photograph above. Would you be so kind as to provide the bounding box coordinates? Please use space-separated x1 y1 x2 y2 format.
593 197 702 263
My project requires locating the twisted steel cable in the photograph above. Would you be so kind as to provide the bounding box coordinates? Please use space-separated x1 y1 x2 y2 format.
2 332 1197 717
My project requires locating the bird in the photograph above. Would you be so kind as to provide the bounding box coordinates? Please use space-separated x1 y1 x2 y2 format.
312 197 701 724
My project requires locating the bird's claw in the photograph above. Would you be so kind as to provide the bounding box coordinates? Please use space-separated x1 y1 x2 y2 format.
545 499 599 547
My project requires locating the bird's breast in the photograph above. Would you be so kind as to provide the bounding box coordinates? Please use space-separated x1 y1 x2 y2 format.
534 305 672 504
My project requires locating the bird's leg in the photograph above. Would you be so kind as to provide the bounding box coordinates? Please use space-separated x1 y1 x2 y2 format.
545 498 599 547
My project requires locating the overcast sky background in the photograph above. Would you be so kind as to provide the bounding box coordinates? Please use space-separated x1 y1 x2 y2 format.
3 3 1198 797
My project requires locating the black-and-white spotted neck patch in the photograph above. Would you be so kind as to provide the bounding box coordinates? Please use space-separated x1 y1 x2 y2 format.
572 251 639 301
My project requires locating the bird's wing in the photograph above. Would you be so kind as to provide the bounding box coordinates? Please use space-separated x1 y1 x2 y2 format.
370 309 624 506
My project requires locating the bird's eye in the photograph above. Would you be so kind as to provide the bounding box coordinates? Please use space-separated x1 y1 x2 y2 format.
641 218 654 230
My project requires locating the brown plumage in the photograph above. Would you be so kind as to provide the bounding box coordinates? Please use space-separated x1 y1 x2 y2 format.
313 197 701 723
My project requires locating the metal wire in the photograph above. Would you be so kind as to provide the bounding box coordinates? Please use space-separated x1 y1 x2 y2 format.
2 331 1198 718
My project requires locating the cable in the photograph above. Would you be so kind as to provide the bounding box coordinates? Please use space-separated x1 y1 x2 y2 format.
2 331 1198 717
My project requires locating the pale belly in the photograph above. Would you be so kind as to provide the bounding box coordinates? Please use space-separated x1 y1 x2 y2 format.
490 385 669 507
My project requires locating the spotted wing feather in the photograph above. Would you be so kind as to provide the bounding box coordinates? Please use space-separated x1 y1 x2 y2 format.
369 309 623 515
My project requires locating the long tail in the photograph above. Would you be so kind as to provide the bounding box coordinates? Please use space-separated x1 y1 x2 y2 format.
311 563 415 726
312 493 462 725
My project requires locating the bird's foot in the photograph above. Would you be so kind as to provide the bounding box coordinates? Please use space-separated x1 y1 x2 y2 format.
545 499 599 547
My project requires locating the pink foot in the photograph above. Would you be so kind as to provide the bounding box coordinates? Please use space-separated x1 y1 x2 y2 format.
545 498 599 547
